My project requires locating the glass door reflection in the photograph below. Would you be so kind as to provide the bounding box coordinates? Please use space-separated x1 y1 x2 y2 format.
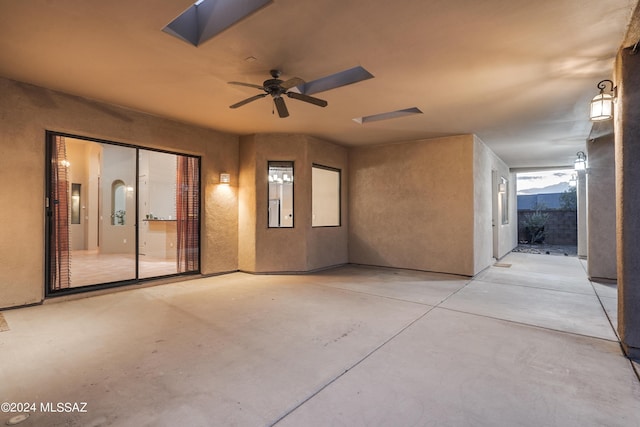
65 137 137 287
48 134 200 293
138 151 179 279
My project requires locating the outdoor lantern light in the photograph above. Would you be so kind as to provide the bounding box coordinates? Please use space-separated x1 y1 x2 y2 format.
220 173 230 184
589 79 615 121
569 173 577 187
574 151 587 171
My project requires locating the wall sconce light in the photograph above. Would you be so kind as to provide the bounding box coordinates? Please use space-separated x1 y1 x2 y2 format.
574 151 587 171
589 79 616 121
569 173 577 187
220 173 230 184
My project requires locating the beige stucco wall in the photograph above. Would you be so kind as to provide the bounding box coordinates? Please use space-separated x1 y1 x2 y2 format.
307 136 349 271
0 77 239 308
587 134 617 280
238 134 349 273
473 135 517 273
614 44 640 358
238 135 258 272
0 76 513 306
348 135 476 276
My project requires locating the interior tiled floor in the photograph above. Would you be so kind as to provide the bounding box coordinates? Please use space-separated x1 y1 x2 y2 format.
1 253 639 426
70 250 178 287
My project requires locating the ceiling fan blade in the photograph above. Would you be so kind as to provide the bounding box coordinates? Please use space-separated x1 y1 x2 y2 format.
280 77 305 90
286 91 328 107
229 93 267 109
228 81 264 90
274 96 289 118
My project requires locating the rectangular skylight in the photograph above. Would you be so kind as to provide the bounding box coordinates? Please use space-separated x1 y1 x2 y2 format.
353 107 423 124
164 0 273 47
299 66 374 95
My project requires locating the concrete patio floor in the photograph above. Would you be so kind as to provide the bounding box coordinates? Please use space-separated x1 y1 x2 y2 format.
1 253 639 426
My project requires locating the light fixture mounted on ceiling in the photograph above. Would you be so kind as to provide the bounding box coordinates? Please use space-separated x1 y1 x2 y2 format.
589 79 616 121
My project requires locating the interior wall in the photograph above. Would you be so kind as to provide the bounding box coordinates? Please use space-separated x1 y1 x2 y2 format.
66 138 90 251
473 136 517 272
87 143 101 251
0 77 239 308
587 134 617 280
348 135 476 276
100 144 136 255
139 151 178 259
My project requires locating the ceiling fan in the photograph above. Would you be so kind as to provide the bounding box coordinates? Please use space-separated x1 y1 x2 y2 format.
228 69 328 118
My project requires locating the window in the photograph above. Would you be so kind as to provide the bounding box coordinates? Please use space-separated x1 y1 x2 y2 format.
312 165 341 227
268 161 294 228
500 177 509 225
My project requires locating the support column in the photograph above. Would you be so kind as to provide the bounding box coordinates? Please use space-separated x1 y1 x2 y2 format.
576 170 588 259
615 47 640 359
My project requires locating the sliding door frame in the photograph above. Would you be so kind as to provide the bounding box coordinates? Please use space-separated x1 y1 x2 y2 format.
44 131 201 298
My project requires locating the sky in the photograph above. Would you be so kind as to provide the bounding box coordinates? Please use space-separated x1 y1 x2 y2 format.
516 169 574 195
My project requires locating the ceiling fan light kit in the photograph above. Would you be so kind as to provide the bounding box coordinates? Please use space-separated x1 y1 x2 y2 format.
229 70 328 118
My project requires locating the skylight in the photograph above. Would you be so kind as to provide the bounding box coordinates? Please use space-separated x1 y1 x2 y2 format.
353 107 423 124
163 0 273 47
298 66 374 96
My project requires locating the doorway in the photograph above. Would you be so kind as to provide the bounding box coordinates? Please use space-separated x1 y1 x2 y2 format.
45 132 200 294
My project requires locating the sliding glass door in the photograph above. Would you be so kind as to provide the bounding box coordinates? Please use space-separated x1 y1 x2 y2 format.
46 133 200 294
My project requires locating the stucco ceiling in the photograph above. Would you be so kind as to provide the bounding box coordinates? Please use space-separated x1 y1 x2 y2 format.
0 0 637 168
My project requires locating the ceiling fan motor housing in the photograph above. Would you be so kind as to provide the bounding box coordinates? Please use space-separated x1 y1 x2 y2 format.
263 78 285 96
228 69 327 117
